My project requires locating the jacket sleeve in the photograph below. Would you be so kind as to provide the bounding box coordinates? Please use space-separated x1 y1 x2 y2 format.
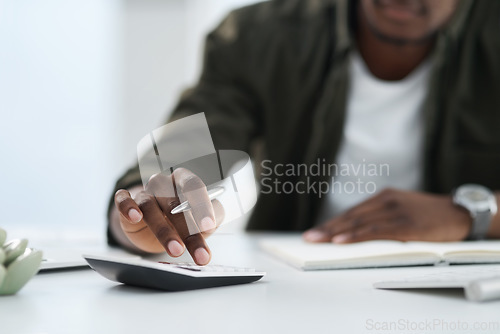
106 9 263 245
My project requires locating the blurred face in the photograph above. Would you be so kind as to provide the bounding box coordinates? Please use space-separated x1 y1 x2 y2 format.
360 0 459 44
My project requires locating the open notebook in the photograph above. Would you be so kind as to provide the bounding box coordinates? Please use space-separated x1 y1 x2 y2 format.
260 237 500 270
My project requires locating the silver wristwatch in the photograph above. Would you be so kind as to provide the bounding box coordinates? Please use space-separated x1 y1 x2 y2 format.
453 184 498 240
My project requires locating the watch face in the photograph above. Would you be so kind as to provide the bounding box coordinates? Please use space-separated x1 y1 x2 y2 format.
464 188 489 202
456 184 494 212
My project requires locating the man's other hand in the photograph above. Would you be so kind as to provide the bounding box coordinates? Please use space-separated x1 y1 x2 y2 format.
303 189 472 243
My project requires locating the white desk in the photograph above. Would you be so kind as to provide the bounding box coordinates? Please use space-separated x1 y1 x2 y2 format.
1 233 499 334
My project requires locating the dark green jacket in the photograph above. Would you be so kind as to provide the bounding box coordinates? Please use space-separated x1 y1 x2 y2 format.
108 0 500 244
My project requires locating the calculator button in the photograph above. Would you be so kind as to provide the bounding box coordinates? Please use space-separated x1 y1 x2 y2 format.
158 261 261 274
210 266 226 272
176 266 202 272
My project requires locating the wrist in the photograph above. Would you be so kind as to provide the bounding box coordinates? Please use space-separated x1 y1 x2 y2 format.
486 193 500 238
448 196 474 240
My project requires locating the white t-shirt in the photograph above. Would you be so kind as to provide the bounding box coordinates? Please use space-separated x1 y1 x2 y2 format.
317 51 431 223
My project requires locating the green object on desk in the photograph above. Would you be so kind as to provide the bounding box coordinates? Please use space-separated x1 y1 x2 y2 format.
3 239 28 266
0 248 5 264
0 249 43 295
0 227 42 295
0 265 5 288
0 228 6 246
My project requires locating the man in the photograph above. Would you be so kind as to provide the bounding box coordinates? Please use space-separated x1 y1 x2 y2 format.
109 0 500 265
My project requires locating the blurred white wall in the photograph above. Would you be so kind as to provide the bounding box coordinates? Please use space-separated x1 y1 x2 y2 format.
0 0 120 238
0 0 262 238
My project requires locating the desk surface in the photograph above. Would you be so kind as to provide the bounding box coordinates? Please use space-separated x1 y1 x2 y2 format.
1 233 500 334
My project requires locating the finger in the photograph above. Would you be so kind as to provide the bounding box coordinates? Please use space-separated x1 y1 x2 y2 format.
178 210 212 265
118 214 165 253
303 216 366 243
304 211 375 243
145 173 203 237
303 216 346 242
146 171 214 235
328 211 396 241
115 189 143 224
201 199 225 238
157 198 212 265
161 198 223 263
145 173 212 265
173 168 216 233
332 221 405 244
134 191 186 258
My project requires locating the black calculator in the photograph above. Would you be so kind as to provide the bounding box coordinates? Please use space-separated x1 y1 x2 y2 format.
84 255 265 291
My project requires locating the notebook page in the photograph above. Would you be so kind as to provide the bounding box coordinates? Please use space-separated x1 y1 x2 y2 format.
260 237 440 270
409 241 500 264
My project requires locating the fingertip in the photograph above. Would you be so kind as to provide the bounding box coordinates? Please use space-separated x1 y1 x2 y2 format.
115 188 127 196
303 230 327 242
332 233 350 244
199 217 216 232
194 248 210 265
167 240 184 257
128 208 143 224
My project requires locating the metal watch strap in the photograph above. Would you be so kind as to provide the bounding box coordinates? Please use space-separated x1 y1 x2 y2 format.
468 210 492 240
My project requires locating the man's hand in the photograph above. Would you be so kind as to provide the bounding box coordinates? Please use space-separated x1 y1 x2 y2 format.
111 168 224 265
303 188 472 243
